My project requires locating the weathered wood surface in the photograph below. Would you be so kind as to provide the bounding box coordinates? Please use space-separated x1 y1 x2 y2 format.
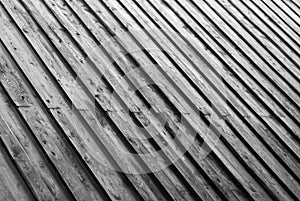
0 0 299 200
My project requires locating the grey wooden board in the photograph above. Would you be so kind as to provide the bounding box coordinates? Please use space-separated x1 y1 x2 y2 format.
0 0 299 201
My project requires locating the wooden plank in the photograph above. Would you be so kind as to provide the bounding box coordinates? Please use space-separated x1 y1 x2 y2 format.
281 0 300 20
64 0 298 200
132 0 300 183
210 0 300 92
0 0 195 200
0 142 36 201
0 0 299 200
260 0 300 33
114 0 300 197
248 0 300 48
0 11 115 201
271 0 300 26
157 0 300 159
0 70 71 201
17 0 217 199
218 0 300 83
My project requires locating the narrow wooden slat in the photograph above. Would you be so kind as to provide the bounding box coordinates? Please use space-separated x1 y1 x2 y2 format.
0 0 299 200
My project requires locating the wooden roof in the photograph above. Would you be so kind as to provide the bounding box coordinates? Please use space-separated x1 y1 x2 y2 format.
0 0 300 200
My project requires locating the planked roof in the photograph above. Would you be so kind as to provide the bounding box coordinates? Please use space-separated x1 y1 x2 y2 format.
0 0 300 200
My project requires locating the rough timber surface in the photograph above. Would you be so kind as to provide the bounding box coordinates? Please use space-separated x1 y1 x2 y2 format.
0 0 299 200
